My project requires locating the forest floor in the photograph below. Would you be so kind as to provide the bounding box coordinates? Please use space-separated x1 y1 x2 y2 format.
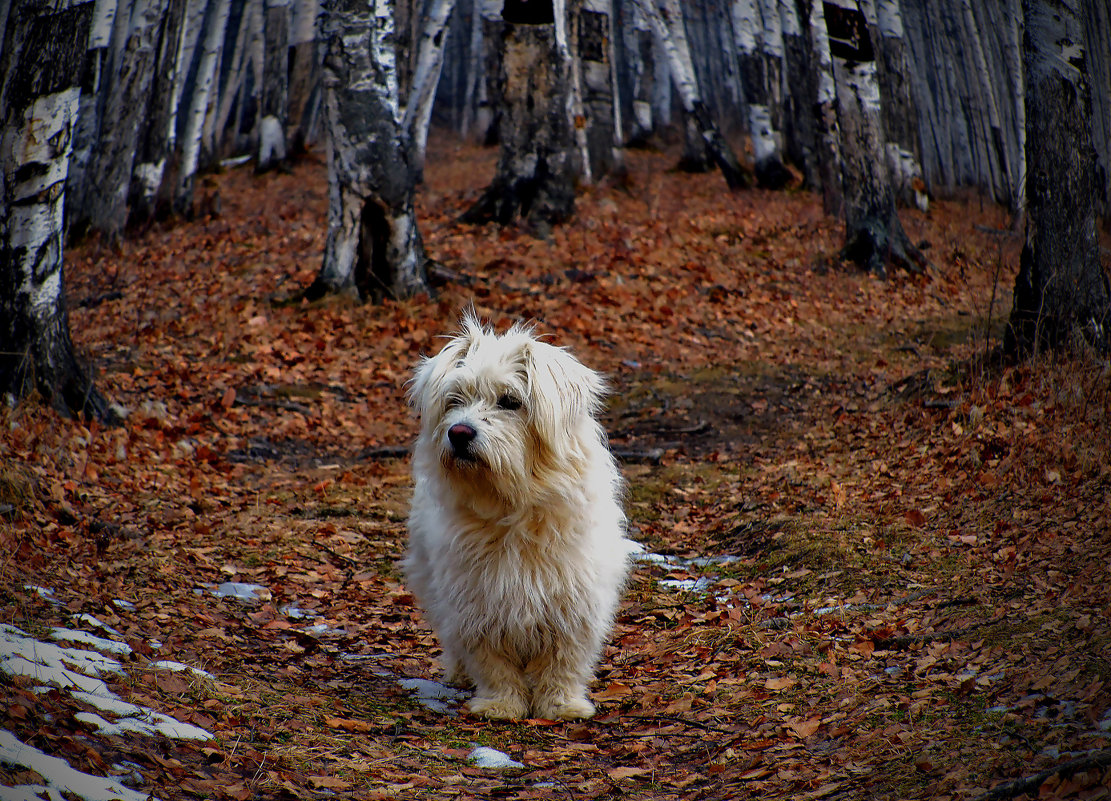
2 135 1111 801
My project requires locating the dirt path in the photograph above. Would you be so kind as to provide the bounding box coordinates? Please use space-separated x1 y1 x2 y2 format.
2 141 1109 800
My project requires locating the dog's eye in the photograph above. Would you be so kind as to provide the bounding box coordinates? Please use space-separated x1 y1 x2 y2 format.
446 393 465 409
497 394 522 411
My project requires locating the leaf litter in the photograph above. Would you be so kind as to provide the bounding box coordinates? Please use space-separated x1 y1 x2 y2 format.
2 136 1110 799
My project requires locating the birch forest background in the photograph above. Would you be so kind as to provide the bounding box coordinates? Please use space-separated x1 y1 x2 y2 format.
2 1 1111 800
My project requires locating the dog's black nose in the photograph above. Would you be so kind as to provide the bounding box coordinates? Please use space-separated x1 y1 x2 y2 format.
448 423 477 455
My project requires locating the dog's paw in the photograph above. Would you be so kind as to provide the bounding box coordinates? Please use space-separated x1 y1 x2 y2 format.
467 694 529 720
533 695 596 721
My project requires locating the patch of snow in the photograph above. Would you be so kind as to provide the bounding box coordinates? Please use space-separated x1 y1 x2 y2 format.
658 577 714 593
279 604 320 620
112 599 136 612
685 555 742 567
399 678 468 713
50 628 132 656
0 730 154 801
24 585 62 605
1 624 123 694
74 709 212 741
148 660 213 680
468 746 524 769
211 582 272 603
636 552 740 569
72 614 123 637
302 622 345 637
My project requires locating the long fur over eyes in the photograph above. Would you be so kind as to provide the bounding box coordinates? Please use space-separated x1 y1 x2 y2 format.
404 314 637 720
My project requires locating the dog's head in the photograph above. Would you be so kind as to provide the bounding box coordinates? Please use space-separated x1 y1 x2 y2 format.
409 314 607 499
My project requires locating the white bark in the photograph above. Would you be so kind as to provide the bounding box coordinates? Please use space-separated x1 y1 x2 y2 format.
210 0 263 155
291 0 318 43
5 87 81 313
557 0 593 183
318 0 426 297
634 0 698 113
176 0 232 212
402 0 454 173
258 114 287 163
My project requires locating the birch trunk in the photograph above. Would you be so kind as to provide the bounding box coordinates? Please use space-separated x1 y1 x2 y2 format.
129 0 188 222
65 0 120 233
618 0 655 145
1 0 116 421
778 0 817 187
825 0 923 277
577 0 623 180
86 0 171 239
310 0 429 300
1006 0 1110 356
635 0 750 189
402 0 455 180
209 0 262 158
797 0 842 215
460 0 578 228
257 0 291 170
866 0 926 210
288 0 321 151
732 0 790 188
175 0 231 215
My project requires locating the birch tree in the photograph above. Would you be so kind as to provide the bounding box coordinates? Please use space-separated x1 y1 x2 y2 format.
1 0 116 421
634 0 749 189
65 0 120 233
129 0 189 222
825 0 923 276
732 0 790 188
402 0 455 180
866 0 926 210
174 0 231 215
258 0 291 170
308 0 430 300
1006 0 1110 356
797 0 842 215
576 0 623 180
86 0 171 239
459 0 578 227
617 0 657 145
288 0 323 151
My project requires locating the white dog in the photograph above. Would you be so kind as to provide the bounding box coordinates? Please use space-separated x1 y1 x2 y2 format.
405 315 635 720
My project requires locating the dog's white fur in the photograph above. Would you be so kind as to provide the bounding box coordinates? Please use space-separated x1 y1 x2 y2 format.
405 315 635 720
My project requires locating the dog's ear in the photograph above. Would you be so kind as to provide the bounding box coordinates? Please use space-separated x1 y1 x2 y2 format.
523 341 606 443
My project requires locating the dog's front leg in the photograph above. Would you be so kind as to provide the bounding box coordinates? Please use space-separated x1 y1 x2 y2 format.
464 642 529 720
530 648 597 721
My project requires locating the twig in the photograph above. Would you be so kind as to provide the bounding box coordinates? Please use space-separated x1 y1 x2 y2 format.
972 749 1111 801
873 623 989 650
624 714 735 734
611 448 664 464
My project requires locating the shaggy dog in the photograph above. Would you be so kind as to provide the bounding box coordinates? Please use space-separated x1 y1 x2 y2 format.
405 315 635 720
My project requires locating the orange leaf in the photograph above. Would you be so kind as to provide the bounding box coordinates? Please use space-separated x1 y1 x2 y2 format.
325 716 375 733
595 681 633 701
607 766 648 781
789 717 821 738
